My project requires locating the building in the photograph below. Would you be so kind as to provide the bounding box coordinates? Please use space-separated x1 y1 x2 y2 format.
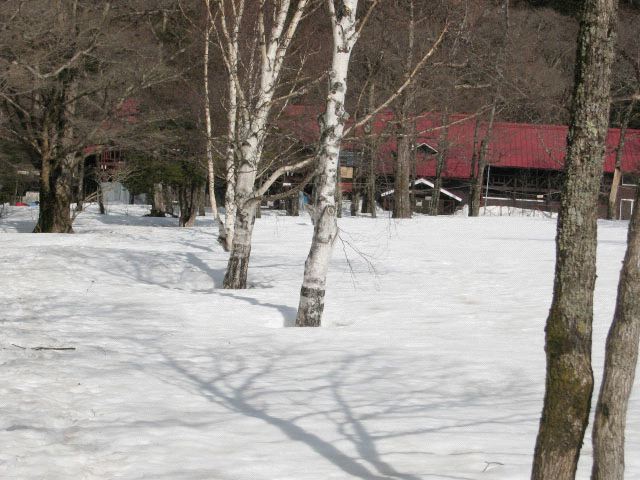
279 107 640 218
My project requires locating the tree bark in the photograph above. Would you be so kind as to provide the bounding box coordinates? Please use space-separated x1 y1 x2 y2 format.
35 153 78 233
350 159 361 216
365 83 377 218
469 103 497 217
150 182 166 217
178 182 199 227
76 156 85 213
392 1 415 220
217 0 309 270
223 143 259 288
531 1 618 478
223 197 257 288
430 113 449 216
592 187 640 480
336 160 343 218
296 0 358 327
203 0 221 225
393 130 413 218
286 194 300 216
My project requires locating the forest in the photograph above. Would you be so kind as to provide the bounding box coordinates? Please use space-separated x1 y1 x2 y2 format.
1 1 640 479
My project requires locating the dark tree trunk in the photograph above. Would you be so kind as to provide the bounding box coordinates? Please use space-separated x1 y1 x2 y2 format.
178 183 199 227
469 104 496 217
393 131 413 218
149 183 166 217
350 163 361 217
430 113 449 216
198 185 206 216
531 1 618 479
468 118 481 216
76 157 85 213
34 154 77 233
98 183 106 215
591 186 640 480
286 195 299 216
367 161 377 217
350 189 360 216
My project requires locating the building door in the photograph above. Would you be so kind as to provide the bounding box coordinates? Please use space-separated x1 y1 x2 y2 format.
620 199 634 220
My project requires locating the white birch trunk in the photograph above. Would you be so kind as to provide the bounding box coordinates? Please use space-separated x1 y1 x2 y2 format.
203 0 221 227
220 74 238 251
223 136 260 288
221 0 309 289
220 32 239 251
295 0 359 327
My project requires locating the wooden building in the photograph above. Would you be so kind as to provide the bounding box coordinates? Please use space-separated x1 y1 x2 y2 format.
280 107 640 218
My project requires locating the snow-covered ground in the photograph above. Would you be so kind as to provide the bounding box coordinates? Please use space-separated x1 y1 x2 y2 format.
1 204 638 480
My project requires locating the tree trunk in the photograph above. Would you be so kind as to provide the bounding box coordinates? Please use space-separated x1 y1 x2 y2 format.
76 156 85 213
296 0 358 327
531 1 618 478
607 99 636 219
336 160 343 218
223 149 259 289
469 103 497 217
430 113 449 216
367 151 377 217
592 187 640 480
98 183 106 215
286 194 300 216
393 131 413 218
203 1 222 225
150 183 166 217
350 159 361 216
351 189 360 216
178 182 199 227
365 82 377 218
223 198 257 289
34 154 76 233
198 185 206 216
392 3 415 220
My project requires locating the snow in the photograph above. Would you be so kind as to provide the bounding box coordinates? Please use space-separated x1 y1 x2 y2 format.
1 204 638 480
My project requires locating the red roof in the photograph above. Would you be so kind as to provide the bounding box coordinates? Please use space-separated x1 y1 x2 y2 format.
280 107 640 178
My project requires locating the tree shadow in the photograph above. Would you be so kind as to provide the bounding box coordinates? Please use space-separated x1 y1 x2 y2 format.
216 291 297 326
0 216 37 233
150 346 525 480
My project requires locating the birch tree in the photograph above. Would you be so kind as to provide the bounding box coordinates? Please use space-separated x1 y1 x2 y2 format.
530 0 619 478
215 0 314 289
295 0 361 327
203 0 222 224
295 1 447 327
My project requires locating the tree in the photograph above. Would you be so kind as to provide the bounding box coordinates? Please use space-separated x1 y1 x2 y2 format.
608 11 640 219
203 0 222 225
216 0 314 289
530 0 619 478
591 187 640 480
468 0 509 217
295 0 362 327
0 1 180 233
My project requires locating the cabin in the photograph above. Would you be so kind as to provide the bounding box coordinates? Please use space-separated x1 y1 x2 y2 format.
279 107 640 218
